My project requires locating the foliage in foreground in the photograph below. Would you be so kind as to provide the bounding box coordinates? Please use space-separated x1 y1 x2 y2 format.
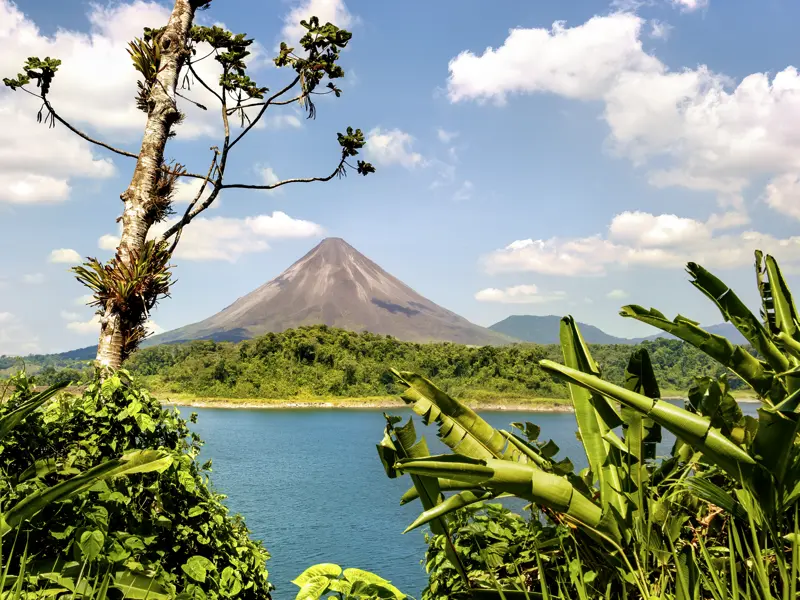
0 371 272 599
120 326 742 400
378 250 800 599
291 563 410 600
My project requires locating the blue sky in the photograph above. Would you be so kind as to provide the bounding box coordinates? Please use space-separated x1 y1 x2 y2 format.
1 0 800 354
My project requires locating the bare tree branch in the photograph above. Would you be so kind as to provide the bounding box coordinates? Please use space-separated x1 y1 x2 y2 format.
220 155 346 191
166 147 219 251
187 62 223 104
40 96 138 159
227 75 301 151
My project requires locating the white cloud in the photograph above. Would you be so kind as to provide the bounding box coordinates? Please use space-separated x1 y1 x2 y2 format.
145 320 163 335
483 211 800 276
98 234 120 251
266 114 303 129
672 0 708 12
446 12 800 217
452 180 474 202
0 1 267 204
607 289 629 299
256 165 281 194
365 128 425 169
67 315 101 335
48 248 82 264
437 128 458 143
60 310 81 321
173 178 214 206
762 174 800 221
475 284 566 304
114 211 326 262
22 273 44 285
0 312 40 355
649 20 672 40
74 294 95 306
447 14 661 104
282 0 354 45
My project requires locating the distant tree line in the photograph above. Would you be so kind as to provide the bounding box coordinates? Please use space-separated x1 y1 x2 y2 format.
118 325 745 399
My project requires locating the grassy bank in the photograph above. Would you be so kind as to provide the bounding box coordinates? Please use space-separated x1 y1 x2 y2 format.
157 389 575 412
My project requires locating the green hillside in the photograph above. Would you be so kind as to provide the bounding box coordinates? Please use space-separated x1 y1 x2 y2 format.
122 325 746 400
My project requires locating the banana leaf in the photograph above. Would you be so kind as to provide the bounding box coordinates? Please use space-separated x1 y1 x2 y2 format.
539 360 756 483
377 416 470 585
619 306 778 401
686 261 789 374
621 348 661 513
559 317 626 518
391 369 529 463
761 253 800 343
396 455 609 539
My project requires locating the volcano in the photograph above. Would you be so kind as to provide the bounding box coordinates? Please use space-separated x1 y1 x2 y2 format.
151 238 513 346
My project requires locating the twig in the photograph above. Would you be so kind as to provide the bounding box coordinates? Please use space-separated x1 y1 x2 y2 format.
220 155 346 191
227 75 301 151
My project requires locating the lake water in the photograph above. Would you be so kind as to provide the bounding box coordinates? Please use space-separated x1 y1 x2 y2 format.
189 403 761 599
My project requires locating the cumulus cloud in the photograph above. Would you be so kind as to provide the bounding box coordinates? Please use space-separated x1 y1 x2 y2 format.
365 128 425 169
649 20 672 40
475 285 566 304
282 0 354 45
607 289 629 299
0 0 267 204
446 12 800 216
98 212 324 262
48 248 82 264
0 312 39 355
762 174 800 221
173 179 215 206
483 211 800 276
66 315 101 335
672 0 708 12
437 128 459 143
22 273 44 285
98 234 120 251
145 320 164 335
74 295 95 306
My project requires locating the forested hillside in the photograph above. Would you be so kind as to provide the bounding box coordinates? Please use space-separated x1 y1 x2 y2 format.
124 325 745 399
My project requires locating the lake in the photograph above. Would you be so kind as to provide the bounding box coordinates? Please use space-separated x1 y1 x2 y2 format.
189 403 760 599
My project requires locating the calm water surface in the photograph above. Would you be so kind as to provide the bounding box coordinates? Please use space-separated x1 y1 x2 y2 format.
189 403 759 599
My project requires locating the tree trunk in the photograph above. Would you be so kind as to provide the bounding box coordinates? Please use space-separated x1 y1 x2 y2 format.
95 0 197 371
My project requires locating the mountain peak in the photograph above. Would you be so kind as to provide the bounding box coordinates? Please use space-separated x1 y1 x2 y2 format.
150 239 513 346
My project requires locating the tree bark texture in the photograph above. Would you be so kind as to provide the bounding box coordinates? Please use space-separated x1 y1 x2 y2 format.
95 0 197 370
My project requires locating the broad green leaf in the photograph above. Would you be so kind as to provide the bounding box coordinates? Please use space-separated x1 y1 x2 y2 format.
181 555 214 583
291 563 342 587
112 571 170 599
295 575 331 600
1 449 172 536
79 529 105 561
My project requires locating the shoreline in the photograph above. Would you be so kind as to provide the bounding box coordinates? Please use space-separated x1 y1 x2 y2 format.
160 394 760 412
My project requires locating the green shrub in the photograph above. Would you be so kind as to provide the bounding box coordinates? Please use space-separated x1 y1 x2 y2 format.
0 370 272 599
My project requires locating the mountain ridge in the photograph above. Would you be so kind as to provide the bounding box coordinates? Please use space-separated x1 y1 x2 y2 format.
488 314 747 345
